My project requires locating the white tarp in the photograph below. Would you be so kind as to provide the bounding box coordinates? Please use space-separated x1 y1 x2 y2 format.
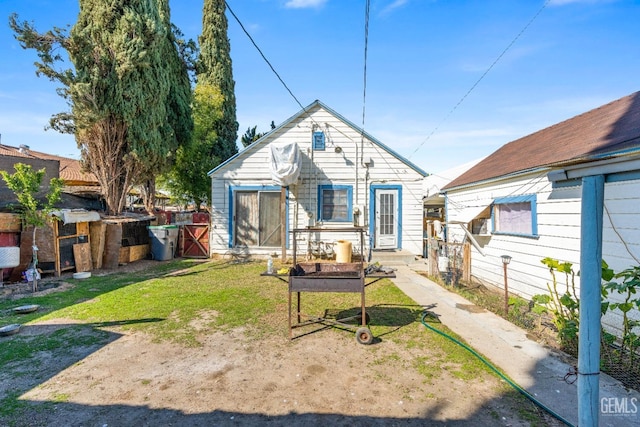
270 142 301 186
52 209 101 224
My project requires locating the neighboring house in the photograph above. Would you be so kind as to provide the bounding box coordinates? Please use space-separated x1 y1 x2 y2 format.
208 100 428 260
441 91 640 336
423 158 486 231
0 143 102 210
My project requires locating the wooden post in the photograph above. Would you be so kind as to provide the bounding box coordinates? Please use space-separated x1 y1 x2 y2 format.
463 242 471 282
281 187 286 262
578 174 604 427
428 238 438 276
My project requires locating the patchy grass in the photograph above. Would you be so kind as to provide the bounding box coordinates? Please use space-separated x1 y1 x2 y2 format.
0 259 548 424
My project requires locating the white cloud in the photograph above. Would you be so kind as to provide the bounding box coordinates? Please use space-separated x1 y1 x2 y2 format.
380 0 409 15
549 0 614 6
284 0 328 9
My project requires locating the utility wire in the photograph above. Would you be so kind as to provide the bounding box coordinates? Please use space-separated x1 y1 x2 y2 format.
225 1 307 115
408 0 551 158
361 0 370 133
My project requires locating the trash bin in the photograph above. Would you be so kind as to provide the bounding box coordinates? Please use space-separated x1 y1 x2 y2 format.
148 225 179 261
335 240 352 263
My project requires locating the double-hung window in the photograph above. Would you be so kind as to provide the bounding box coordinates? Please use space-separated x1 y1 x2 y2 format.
492 194 538 237
318 185 352 222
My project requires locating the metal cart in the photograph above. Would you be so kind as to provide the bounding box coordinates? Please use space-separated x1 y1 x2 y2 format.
283 227 395 344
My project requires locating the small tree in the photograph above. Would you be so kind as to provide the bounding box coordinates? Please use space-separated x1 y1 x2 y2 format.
241 125 267 147
0 163 63 291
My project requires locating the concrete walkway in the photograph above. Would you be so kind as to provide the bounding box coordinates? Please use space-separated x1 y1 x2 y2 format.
389 263 640 427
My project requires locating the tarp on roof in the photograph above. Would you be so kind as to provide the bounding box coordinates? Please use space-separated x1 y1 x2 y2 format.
52 209 101 224
270 142 301 187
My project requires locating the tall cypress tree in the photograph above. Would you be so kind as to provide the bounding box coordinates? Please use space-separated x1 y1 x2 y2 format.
198 0 239 161
137 0 194 211
73 0 173 215
11 0 192 215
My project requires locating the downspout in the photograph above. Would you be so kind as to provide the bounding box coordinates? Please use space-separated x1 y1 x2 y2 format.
578 174 604 427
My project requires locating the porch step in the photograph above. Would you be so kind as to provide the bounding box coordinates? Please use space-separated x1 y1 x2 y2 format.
369 249 422 266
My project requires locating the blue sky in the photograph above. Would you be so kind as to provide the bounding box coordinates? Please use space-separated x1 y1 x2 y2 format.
1 0 639 174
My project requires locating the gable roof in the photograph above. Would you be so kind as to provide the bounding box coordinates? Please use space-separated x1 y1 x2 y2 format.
0 144 98 185
444 91 640 190
208 100 428 177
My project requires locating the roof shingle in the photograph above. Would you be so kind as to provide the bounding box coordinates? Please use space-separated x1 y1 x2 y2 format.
0 144 97 185
444 91 640 190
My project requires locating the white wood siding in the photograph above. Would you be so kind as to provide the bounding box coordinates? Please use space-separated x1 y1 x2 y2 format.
445 172 580 302
446 173 640 337
602 179 640 337
209 104 425 258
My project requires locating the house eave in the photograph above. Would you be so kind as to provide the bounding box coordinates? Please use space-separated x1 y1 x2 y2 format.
549 151 640 183
443 167 551 193
208 100 428 178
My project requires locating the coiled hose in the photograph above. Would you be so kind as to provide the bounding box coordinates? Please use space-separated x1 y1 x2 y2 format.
420 311 575 427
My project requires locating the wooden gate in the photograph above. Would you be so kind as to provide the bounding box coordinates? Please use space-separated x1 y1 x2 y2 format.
181 224 210 258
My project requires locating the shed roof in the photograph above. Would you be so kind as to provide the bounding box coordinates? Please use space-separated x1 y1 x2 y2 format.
444 91 640 190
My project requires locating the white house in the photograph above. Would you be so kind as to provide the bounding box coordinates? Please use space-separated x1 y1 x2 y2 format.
441 91 640 336
207 100 427 261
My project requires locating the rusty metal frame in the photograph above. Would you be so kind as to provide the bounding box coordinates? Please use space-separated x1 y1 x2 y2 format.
285 227 394 341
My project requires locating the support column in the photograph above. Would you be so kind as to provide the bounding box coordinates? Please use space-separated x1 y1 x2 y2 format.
578 174 604 427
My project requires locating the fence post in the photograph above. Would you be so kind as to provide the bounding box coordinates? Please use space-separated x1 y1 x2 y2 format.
428 238 438 276
463 242 471 282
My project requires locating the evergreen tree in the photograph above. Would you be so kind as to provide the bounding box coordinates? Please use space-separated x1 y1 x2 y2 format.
241 126 263 147
10 0 192 215
136 0 194 211
198 0 239 161
168 84 224 210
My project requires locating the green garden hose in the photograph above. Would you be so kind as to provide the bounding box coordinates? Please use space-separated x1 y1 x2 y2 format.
420 311 575 427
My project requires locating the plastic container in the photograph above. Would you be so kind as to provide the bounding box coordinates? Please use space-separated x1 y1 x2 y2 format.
335 240 352 263
148 225 179 261
0 246 20 269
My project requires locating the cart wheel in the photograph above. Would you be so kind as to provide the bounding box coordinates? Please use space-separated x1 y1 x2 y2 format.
355 327 373 345
358 312 371 325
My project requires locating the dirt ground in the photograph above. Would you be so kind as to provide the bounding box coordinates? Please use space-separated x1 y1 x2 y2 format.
1 261 560 427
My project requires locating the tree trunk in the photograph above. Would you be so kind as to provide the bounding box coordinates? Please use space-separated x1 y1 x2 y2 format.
142 179 156 213
81 118 136 216
31 226 38 292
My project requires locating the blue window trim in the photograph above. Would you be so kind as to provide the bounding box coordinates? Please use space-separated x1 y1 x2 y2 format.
368 184 403 248
491 194 538 238
228 185 288 248
312 131 325 150
317 184 353 222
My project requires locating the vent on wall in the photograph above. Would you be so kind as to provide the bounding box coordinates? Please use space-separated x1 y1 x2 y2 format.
312 132 325 150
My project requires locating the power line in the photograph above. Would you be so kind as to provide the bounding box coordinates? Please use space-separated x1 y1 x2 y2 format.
225 1 307 115
408 0 552 159
361 0 370 133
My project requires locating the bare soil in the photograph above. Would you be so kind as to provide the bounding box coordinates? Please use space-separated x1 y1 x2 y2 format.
1 261 560 426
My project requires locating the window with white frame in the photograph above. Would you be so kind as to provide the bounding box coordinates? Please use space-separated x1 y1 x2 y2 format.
492 194 538 237
318 185 352 222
